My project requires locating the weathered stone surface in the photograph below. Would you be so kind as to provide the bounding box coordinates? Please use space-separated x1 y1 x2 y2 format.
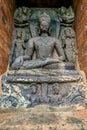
10 8 76 70
8 69 80 76
1 7 86 108
0 0 87 95
1 69 85 107
5 74 82 83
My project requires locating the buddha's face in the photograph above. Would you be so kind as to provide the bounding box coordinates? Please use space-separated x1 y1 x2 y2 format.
40 20 50 32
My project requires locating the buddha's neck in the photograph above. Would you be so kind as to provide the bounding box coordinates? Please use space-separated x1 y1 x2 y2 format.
40 33 48 37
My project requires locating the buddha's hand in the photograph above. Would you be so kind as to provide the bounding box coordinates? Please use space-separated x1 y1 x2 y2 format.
11 56 24 69
58 56 65 61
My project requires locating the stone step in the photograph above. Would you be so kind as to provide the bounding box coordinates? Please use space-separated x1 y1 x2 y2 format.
8 69 81 76
3 74 83 83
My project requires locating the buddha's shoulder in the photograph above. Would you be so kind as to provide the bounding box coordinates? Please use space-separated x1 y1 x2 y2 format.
29 36 59 41
30 37 40 41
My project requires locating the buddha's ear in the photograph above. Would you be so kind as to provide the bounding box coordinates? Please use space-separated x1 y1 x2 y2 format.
48 26 52 36
38 29 40 35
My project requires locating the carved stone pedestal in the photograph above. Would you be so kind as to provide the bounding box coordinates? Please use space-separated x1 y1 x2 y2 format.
1 69 85 108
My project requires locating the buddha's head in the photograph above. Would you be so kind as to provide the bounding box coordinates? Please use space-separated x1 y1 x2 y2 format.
39 12 51 32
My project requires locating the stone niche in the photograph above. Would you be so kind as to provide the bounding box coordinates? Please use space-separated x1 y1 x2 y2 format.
1 7 86 108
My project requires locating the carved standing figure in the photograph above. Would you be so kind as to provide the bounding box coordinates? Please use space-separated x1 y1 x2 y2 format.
61 27 77 63
14 30 26 57
9 30 27 67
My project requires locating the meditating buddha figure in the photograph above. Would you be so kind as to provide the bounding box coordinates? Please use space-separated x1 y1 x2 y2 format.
12 12 66 69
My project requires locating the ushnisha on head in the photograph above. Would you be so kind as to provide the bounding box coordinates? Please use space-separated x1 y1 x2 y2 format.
39 12 51 32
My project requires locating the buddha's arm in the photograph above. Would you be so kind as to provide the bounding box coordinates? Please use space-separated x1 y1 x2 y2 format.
11 39 34 69
55 39 66 61
23 39 34 60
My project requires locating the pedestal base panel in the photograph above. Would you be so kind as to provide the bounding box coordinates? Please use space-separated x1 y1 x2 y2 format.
1 81 85 108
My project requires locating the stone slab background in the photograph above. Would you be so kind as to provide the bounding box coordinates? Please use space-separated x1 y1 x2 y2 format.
0 0 87 94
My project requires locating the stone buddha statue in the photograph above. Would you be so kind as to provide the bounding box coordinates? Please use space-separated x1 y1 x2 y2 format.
1 10 85 108
11 12 66 69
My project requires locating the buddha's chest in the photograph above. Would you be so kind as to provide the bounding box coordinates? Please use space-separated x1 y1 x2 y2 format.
34 37 54 49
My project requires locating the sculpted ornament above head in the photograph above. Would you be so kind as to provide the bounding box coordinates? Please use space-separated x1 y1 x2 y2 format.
11 12 66 69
